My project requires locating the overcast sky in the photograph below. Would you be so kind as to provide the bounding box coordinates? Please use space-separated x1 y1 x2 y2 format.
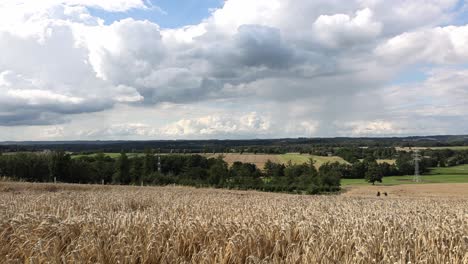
1 0 468 140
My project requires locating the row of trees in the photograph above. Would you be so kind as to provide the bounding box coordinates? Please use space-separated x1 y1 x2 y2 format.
306 154 431 185
0 151 341 194
3 148 466 191
334 147 398 163
425 149 468 167
334 147 468 168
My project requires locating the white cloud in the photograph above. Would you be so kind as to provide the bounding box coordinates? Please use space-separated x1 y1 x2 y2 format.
83 18 165 83
339 120 402 136
6 89 84 105
0 8 146 125
41 126 65 138
209 0 281 34
0 0 467 138
161 112 271 137
313 8 382 49
376 25 468 65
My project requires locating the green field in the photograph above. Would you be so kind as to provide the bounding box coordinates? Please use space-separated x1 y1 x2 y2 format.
342 164 468 186
278 154 349 168
429 164 468 175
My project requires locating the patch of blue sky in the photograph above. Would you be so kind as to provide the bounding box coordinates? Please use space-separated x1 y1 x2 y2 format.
391 65 430 85
391 63 468 85
452 0 468 25
88 0 224 28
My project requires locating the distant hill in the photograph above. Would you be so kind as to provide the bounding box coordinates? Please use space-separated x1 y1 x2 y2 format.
1 135 468 153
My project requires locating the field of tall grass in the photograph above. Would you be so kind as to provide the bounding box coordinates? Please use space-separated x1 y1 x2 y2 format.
1 182 467 263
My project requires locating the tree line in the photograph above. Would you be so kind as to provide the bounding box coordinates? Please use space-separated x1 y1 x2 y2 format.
2 148 468 191
0 151 340 194
1 135 467 154
319 155 428 185
333 146 468 165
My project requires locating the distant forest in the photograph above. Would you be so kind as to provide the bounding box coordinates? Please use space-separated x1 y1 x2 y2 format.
1 135 468 154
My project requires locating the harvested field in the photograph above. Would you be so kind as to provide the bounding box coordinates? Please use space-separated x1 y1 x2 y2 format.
377 159 396 165
278 153 348 168
209 153 283 169
1 182 467 263
208 153 348 169
343 183 468 198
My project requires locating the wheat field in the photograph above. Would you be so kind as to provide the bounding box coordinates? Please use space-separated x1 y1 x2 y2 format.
0 182 467 263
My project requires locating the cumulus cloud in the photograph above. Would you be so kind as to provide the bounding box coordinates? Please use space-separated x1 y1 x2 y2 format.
234 25 294 68
68 112 272 139
0 0 467 138
0 8 144 125
135 67 203 103
376 25 468 65
84 18 165 83
338 120 402 137
161 112 271 138
313 8 382 49
77 123 158 138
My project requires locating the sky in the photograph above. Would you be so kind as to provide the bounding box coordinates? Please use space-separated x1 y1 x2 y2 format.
0 0 468 140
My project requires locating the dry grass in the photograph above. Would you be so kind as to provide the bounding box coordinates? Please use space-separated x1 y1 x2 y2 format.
208 154 283 169
377 159 396 165
358 159 396 165
1 182 467 263
343 183 468 198
206 153 348 169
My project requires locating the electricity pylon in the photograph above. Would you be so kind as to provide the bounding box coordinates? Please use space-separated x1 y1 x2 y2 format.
157 156 161 172
413 150 421 182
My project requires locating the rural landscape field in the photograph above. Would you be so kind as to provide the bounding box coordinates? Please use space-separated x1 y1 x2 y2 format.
3 0 468 263
2 138 468 263
1 181 467 263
